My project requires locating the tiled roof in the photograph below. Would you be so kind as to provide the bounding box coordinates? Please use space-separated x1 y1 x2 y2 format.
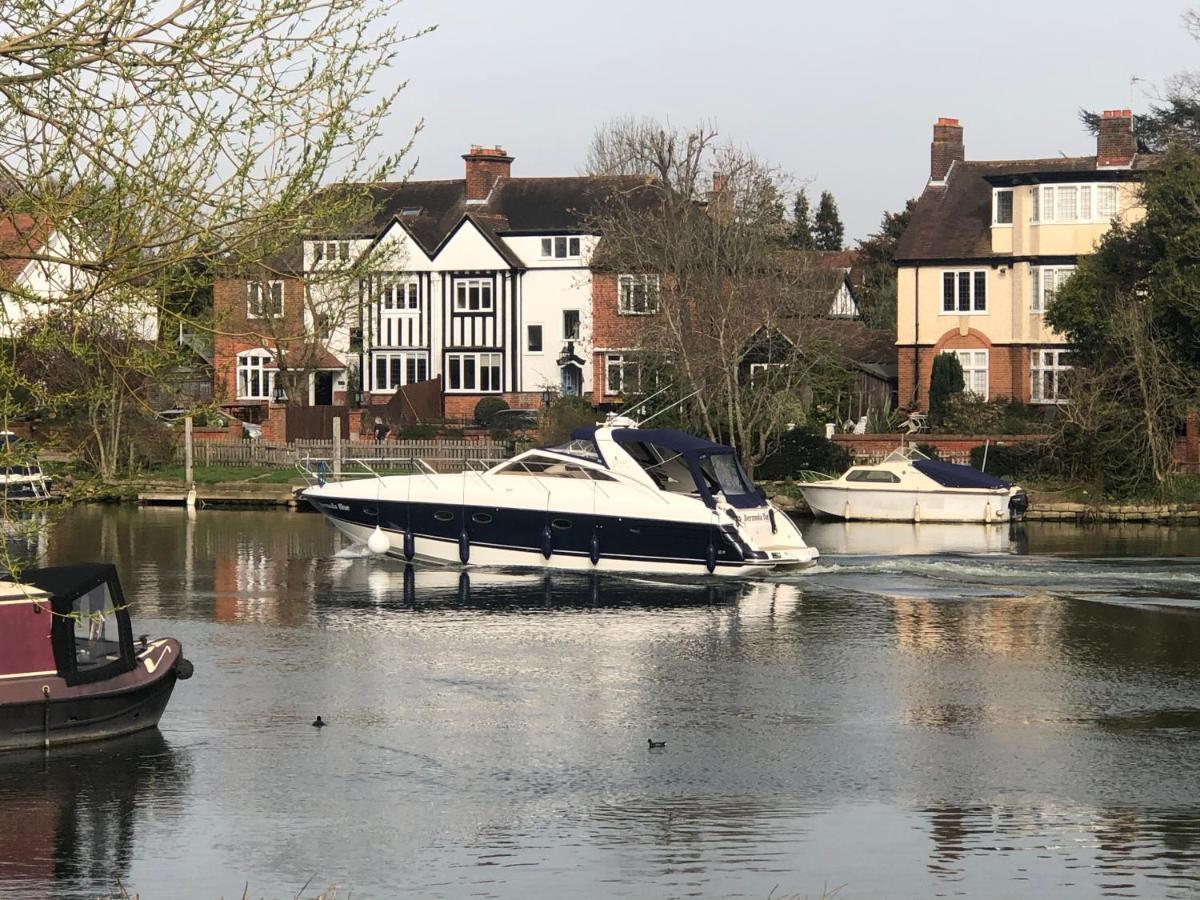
316 175 649 267
0 214 52 289
894 155 1162 263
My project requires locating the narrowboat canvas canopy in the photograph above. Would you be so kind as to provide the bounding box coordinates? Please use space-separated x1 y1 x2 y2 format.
16 564 124 617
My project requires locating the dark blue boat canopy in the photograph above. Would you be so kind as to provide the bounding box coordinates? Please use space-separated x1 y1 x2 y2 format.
913 458 1011 490
569 426 734 455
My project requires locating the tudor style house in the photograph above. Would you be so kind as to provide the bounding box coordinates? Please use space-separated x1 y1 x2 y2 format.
894 110 1158 410
212 146 647 421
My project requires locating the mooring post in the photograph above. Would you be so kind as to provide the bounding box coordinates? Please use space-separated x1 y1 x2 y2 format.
333 416 342 479
184 416 194 485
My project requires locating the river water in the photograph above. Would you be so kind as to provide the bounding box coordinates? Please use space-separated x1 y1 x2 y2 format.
2 507 1200 899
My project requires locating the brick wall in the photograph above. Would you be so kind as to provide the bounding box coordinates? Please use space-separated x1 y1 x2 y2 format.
212 275 307 404
443 391 548 423
833 433 1051 465
899 340 1034 410
590 271 648 404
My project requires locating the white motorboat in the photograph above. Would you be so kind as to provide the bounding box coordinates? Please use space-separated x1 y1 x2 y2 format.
301 423 819 576
798 446 1028 524
1 432 52 501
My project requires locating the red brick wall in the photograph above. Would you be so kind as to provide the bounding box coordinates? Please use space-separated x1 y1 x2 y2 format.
443 392 548 423
463 147 512 201
590 271 649 404
899 336 1036 411
212 275 307 404
834 433 1051 465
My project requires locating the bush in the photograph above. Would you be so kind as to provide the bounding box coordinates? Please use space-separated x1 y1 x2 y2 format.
915 442 941 460
757 425 851 479
968 441 1049 481
928 353 965 427
395 424 437 439
539 396 596 446
941 393 1005 434
473 396 509 426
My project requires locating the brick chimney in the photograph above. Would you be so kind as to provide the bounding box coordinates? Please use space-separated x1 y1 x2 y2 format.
463 145 513 202
930 117 964 183
1097 109 1136 167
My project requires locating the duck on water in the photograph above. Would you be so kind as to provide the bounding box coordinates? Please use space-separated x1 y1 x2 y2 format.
302 418 819 577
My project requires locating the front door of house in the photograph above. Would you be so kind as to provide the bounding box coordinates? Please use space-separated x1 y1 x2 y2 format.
314 372 334 406
560 364 582 397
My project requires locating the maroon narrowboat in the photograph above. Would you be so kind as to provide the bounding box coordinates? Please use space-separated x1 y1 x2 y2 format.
0 563 193 751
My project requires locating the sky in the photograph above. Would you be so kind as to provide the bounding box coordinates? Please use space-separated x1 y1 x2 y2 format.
381 0 1198 241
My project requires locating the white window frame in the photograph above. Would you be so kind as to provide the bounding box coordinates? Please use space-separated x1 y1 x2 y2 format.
372 351 428 392
1030 183 1123 224
1029 265 1076 314
247 281 283 319
618 274 661 315
604 353 640 396
1031 348 1071 404
446 351 503 393
992 188 1014 226
236 350 275 400
380 278 419 312
453 278 494 313
312 241 350 264
946 349 988 400
940 269 988 315
526 323 543 353
540 236 582 259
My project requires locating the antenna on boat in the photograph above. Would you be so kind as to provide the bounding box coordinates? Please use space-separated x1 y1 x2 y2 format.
638 389 702 427
616 383 673 423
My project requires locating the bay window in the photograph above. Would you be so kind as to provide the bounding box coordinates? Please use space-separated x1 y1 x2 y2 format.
373 352 428 392
1029 265 1075 314
992 189 1013 225
447 352 502 392
1030 183 1123 223
605 353 640 395
947 349 988 399
1031 349 1071 404
237 351 275 400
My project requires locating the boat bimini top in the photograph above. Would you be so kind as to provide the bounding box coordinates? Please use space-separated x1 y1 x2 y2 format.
566 426 764 509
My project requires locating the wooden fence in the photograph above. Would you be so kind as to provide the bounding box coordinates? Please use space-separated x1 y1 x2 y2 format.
179 438 519 473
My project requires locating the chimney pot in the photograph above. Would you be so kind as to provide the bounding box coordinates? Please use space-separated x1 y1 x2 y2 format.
463 145 513 201
1097 109 1136 167
930 116 964 183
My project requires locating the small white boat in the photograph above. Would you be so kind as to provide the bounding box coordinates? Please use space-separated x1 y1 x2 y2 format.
301 421 819 577
1 432 52 501
798 447 1027 524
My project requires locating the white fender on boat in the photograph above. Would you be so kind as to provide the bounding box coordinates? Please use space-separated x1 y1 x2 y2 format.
367 526 390 555
913 500 921 524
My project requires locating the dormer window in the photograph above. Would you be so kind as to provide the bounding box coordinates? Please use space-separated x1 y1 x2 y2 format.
992 189 1013 225
313 241 350 264
541 236 581 259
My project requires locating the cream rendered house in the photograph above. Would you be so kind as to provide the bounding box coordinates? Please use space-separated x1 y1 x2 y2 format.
894 111 1157 409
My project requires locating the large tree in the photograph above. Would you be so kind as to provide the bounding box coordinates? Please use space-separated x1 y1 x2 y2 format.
790 189 815 249
0 0 429 463
813 190 845 251
583 119 847 475
1046 144 1200 495
853 199 916 331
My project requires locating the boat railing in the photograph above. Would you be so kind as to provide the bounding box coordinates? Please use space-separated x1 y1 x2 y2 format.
297 455 440 488
795 469 838 483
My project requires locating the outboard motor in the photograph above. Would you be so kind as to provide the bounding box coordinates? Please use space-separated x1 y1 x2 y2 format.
1008 490 1029 519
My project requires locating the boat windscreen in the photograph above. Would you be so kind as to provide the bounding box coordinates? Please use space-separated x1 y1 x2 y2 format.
698 453 752 497
912 458 1011 489
547 438 601 462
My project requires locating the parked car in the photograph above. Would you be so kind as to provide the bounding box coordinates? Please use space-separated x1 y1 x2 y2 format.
488 409 540 432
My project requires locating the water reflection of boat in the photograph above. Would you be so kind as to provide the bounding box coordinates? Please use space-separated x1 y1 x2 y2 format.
799 447 1027 523
804 521 1013 556
334 562 749 610
0 730 184 889
0 564 193 751
303 422 818 576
